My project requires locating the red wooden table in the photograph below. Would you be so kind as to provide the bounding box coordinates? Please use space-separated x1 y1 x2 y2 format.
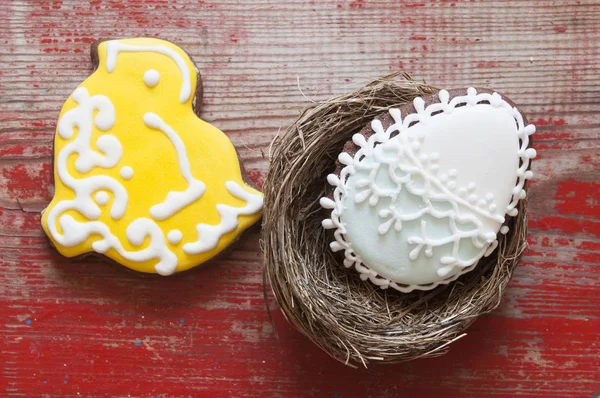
1 1 599 397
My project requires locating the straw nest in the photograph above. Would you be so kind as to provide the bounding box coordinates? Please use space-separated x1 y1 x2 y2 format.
262 73 528 367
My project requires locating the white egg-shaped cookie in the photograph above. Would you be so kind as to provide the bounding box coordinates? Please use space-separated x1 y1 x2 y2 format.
321 88 536 292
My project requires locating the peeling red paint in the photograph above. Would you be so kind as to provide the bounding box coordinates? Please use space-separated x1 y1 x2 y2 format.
42 47 70 54
530 117 566 127
0 145 25 156
30 120 53 128
554 26 567 33
577 240 600 251
574 251 600 264
534 131 571 141
246 169 264 189
529 216 600 238
554 179 600 218
1 162 53 203
349 0 365 8
0 208 41 234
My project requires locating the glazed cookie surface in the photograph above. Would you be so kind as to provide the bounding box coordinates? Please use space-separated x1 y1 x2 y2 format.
321 88 536 292
41 38 263 275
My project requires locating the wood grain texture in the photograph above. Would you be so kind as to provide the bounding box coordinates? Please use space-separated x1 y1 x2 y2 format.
1 0 599 397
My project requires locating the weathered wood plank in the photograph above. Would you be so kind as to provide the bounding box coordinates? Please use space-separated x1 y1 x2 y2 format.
1 0 599 397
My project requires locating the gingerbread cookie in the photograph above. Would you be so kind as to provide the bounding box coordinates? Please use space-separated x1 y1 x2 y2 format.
321 88 536 292
41 38 263 275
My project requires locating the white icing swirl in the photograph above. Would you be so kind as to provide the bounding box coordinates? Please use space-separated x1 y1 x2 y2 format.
143 112 206 220
47 87 178 275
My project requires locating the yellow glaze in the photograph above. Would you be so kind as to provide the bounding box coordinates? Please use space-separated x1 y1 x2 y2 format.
41 38 263 274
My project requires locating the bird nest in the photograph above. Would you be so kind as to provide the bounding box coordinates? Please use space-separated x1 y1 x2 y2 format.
262 73 528 367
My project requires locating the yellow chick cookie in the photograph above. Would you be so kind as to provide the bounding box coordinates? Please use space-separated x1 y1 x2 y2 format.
41 38 263 275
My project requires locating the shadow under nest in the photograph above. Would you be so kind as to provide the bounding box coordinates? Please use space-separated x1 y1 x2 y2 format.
262 73 528 367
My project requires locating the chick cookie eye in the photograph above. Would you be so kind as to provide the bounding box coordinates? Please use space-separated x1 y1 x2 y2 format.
143 69 160 87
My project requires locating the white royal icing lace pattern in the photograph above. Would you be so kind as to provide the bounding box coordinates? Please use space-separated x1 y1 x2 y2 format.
321 88 536 292
47 87 178 276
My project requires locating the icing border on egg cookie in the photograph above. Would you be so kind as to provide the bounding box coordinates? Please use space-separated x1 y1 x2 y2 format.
321 87 536 292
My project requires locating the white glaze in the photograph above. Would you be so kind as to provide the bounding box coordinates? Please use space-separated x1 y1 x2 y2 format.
47 87 178 275
120 166 134 180
105 41 191 103
322 88 536 292
48 40 263 275
183 181 264 254
143 112 206 220
167 230 183 245
143 69 160 87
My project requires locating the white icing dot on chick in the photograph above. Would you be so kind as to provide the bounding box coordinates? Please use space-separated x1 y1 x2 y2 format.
120 166 134 180
167 229 183 245
143 69 160 87
95 191 109 205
